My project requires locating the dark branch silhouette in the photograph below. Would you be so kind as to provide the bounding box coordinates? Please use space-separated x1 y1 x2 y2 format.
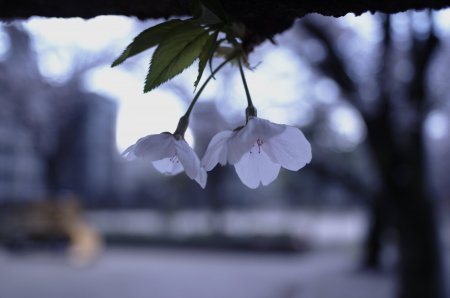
1 0 449 50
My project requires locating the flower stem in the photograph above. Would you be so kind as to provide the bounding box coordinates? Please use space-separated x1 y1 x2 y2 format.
186 55 235 117
238 59 257 120
174 55 236 136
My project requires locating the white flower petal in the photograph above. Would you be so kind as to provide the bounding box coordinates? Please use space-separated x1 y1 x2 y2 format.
227 133 253 165
234 148 281 189
227 117 286 164
122 144 137 160
152 156 184 175
258 150 282 186
134 133 175 161
195 167 207 189
201 130 234 171
124 132 208 187
265 126 312 171
246 117 286 139
175 139 200 180
234 152 260 189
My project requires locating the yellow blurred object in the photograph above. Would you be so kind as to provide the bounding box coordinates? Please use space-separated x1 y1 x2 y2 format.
58 198 103 267
0 196 103 265
67 220 103 267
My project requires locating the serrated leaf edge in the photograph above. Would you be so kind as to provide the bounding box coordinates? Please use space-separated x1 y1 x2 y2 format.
194 31 219 90
111 19 184 67
144 28 209 93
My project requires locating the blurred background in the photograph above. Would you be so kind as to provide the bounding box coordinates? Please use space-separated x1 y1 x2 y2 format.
1 9 450 298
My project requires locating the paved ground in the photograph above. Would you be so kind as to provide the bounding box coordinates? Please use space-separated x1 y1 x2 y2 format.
0 247 394 298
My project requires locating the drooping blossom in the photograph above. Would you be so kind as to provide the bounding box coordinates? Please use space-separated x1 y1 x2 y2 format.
202 117 311 189
123 132 206 188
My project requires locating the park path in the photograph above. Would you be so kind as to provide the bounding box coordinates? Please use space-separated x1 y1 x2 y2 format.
0 247 394 298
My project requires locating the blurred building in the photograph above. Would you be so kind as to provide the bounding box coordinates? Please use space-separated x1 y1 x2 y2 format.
0 25 119 203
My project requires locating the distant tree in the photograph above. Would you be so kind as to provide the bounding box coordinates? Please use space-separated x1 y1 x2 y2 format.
296 13 445 298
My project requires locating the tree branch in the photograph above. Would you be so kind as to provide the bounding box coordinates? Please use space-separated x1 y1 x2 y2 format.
1 0 449 49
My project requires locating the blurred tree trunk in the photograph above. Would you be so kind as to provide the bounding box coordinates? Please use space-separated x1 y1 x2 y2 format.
367 83 444 298
300 13 445 298
385 13 444 298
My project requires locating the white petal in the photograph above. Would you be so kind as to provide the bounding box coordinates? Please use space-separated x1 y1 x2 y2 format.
264 126 312 171
234 152 260 189
134 133 175 161
122 144 137 160
195 167 207 189
227 125 256 164
227 117 285 164
258 151 282 186
174 139 201 180
234 148 281 189
152 157 184 175
227 133 253 165
246 117 286 139
201 130 233 171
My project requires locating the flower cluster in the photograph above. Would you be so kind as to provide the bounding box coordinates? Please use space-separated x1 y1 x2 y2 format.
202 117 311 188
123 116 311 189
115 4 312 189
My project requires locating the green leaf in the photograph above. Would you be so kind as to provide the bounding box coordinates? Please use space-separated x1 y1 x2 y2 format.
200 0 229 23
111 19 183 67
194 31 219 89
144 22 209 93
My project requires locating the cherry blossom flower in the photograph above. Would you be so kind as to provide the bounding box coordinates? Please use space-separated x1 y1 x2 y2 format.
123 132 207 188
202 117 311 189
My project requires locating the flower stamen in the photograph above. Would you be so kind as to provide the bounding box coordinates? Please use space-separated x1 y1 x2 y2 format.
249 138 264 154
256 138 263 154
170 155 180 164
